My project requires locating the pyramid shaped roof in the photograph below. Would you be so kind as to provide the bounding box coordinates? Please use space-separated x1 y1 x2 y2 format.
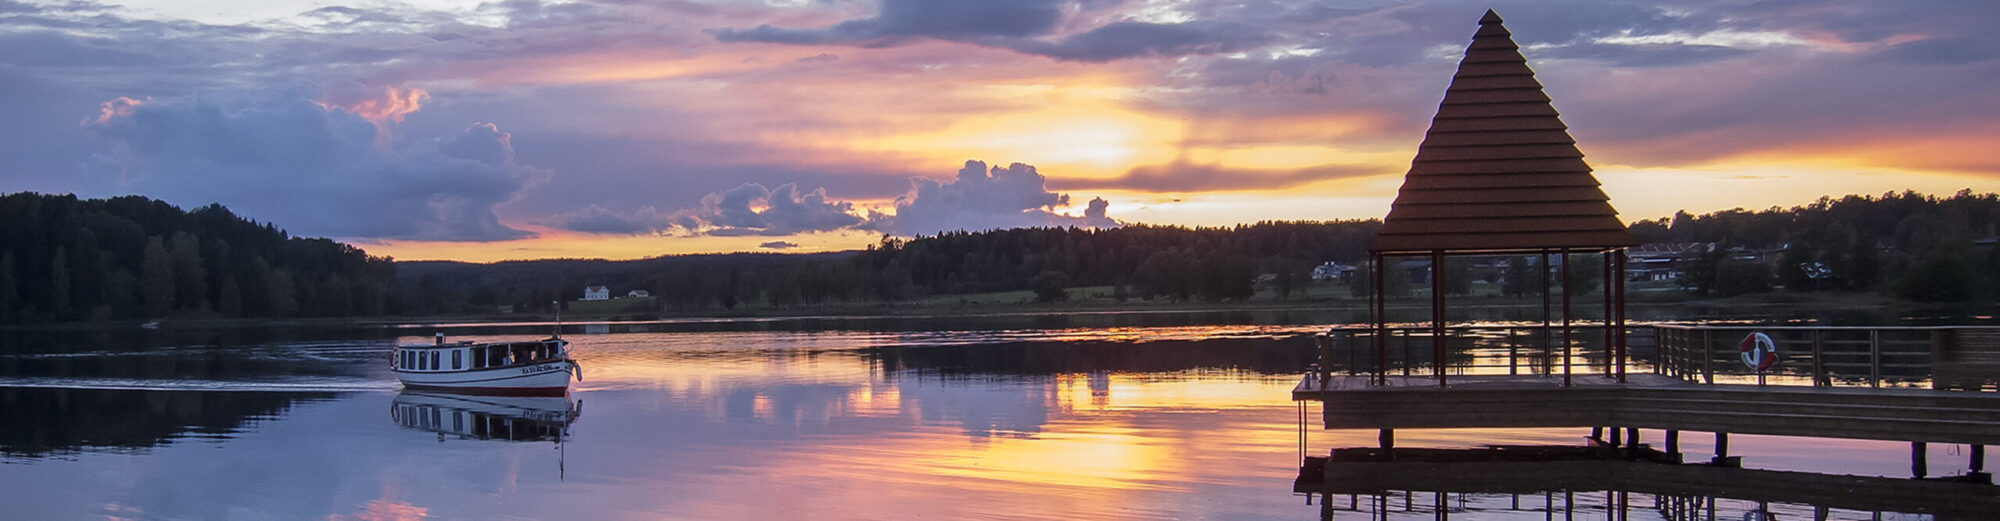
1372 10 1635 254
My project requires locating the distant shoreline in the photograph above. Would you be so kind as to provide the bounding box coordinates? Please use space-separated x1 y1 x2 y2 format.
5 287 1989 332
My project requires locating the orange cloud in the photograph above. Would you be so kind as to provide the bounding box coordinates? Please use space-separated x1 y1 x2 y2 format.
91 96 145 124
319 85 429 140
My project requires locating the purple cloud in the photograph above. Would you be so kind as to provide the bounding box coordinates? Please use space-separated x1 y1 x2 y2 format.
545 161 1123 238
83 91 543 241
713 0 1270 62
873 160 1120 236
542 182 863 237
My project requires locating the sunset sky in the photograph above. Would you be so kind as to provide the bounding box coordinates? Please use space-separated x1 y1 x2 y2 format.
4 0 1997 261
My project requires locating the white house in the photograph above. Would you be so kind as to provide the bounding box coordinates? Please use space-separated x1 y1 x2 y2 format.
627 290 650 298
1312 261 1357 282
583 285 610 301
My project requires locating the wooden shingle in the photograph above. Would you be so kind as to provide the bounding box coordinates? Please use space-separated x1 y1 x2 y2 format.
1373 10 1635 254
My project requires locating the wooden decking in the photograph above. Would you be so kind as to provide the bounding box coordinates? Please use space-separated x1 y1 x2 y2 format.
1294 374 2000 445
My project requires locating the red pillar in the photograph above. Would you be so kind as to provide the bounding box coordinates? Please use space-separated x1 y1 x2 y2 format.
1541 250 1551 375
1603 251 1613 378
1562 249 1573 388
1432 250 1446 388
1373 253 1387 386
1616 249 1628 382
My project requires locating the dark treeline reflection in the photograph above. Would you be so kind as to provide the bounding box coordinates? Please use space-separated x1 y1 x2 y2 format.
0 387 331 457
0 324 400 354
868 337 1317 377
0 346 366 382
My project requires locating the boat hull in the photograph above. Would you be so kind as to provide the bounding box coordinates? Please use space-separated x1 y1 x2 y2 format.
394 359 576 395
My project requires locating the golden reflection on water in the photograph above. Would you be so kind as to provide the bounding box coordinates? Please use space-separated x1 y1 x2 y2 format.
553 330 1311 519
327 499 427 521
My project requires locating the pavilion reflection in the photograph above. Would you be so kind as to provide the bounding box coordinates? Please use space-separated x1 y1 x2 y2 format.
389 391 579 444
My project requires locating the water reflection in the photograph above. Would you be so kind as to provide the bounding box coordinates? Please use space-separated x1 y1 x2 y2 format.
2 324 1992 520
388 391 579 444
1297 454 1995 519
0 386 332 458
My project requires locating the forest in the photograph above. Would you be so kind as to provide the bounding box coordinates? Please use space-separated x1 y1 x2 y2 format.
2 190 1996 323
0 193 394 323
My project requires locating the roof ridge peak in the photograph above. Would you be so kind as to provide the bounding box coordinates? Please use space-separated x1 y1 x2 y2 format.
1371 10 1634 254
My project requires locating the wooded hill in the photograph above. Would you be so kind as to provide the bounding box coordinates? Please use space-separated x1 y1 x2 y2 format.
3 190 1995 323
0 193 393 322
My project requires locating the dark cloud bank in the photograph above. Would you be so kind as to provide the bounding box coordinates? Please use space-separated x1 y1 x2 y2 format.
711 0 1271 62
83 91 543 242
543 160 1120 238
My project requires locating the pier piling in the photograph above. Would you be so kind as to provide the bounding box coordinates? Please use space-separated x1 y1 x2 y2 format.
1912 442 1927 479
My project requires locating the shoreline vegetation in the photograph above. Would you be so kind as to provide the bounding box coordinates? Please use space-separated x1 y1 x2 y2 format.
3 190 1998 329
3 282 1984 333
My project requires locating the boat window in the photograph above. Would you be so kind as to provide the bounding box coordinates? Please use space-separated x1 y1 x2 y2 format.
430 351 440 371
418 352 427 371
452 350 463 370
471 347 485 369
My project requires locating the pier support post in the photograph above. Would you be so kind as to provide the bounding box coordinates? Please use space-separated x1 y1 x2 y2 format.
1912 442 1927 479
1666 430 1681 463
1712 432 1737 467
1380 429 1395 461
1608 427 1622 448
1972 444 1990 483
1625 428 1640 459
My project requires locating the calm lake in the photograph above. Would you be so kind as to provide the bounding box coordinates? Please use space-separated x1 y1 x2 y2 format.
0 310 1988 520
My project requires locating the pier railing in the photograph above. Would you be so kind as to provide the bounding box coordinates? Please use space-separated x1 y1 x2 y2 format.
1653 325 2000 390
1317 324 2000 390
1319 324 1645 379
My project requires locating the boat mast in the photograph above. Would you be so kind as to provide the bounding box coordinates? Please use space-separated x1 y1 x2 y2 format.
552 300 562 340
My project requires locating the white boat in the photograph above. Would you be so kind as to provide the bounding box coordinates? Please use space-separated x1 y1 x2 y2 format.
391 334 579 395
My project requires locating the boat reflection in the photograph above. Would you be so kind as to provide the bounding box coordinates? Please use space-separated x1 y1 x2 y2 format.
389 391 579 444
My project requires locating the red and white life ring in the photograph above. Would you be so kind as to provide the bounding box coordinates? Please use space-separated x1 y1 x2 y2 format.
1739 332 1776 372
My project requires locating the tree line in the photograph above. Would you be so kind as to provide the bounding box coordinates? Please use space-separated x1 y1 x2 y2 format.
396 221 1382 314
1629 190 2000 301
5 189 1996 323
0 193 393 323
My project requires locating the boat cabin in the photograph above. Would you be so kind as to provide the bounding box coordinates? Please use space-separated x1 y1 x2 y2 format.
393 339 564 373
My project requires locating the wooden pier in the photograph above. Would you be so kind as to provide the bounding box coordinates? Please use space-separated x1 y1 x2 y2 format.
1295 324 2000 493
1294 373 2000 446
1294 448 2000 520
1293 11 1999 518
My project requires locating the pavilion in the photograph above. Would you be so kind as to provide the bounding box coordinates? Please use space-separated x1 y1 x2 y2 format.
1365 9 1635 387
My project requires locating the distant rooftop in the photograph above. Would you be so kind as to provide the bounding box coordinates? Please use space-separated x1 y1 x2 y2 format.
1372 10 1635 254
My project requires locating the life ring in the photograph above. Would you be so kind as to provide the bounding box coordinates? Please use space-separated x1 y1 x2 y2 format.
1739 332 1776 372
